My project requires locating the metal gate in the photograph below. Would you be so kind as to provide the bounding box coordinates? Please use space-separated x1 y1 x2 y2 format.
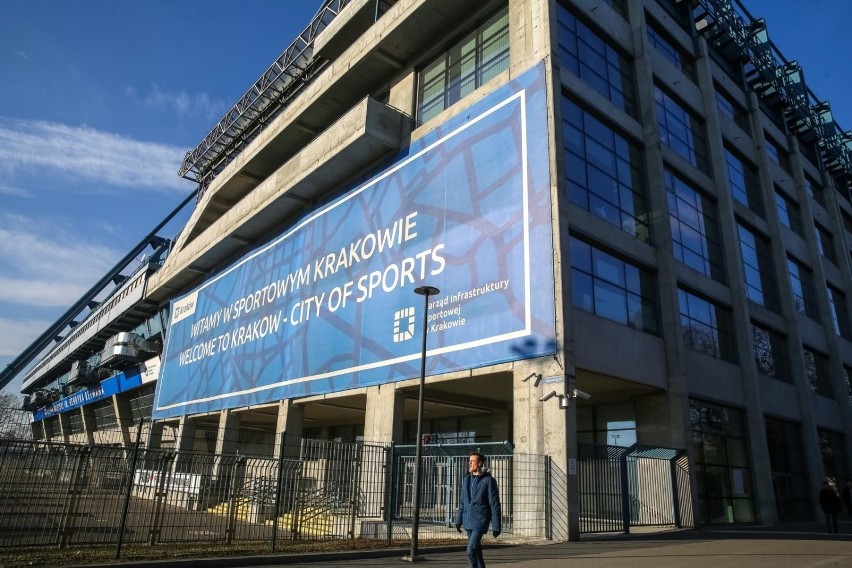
578 443 692 534
391 442 514 529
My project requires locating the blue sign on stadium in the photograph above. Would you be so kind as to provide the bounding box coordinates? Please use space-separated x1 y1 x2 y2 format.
153 63 555 419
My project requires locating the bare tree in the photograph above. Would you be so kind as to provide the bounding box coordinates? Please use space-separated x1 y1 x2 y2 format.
0 392 31 439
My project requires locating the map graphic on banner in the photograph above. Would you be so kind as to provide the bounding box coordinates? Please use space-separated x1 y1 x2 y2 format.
153 62 556 419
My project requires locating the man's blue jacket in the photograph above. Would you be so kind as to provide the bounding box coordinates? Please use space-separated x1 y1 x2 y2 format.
454 472 502 532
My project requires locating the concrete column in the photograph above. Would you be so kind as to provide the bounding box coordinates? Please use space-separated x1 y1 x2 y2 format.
274 399 304 459
146 421 166 449
57 412 71 443
363 385 403 443
214 409 241 456
388 71 416 118
112 394 134 447
80 406 96 445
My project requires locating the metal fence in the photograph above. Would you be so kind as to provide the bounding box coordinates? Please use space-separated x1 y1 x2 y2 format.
577 443 693 534
0 433 559 555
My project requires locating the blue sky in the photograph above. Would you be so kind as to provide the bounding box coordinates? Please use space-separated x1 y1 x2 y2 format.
1 1 851 396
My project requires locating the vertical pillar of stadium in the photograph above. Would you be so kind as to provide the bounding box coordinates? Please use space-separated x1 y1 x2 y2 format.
363 385 404 527
513 362 568 539
81 405 96 445
38 419 52 444
363 385 404 443
112 394 134 447
171 415 197 476
57 411 72 443
274 399 303 459
213 409 241 477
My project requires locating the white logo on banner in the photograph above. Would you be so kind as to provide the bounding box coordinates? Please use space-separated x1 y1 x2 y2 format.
393 307 415 342
171 291 199 324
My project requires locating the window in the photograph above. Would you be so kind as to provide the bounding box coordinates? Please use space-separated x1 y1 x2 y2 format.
128 384 155 422
655 85 708 172
803 347 833 398
556 5 635 116
92 399 117 429
827 285 852 339
737 223 779 312
752 323 791 383
805 175 826 208
570 237 657 333
787 258 819 321
725 148 763 216
578 403 636 446
764 136 788 171
417 8 509 123
678 288 736 362
765 418 811 521
690 400 755 524
666 169 725 282
814 223 837 264
647 22 694 79
563 97 650 241
714 87 748 130
819 429 848 490
843 366 852 407
68 411 84 435
774 190 803 236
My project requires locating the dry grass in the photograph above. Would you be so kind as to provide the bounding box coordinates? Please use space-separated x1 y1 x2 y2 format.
0 538 463 567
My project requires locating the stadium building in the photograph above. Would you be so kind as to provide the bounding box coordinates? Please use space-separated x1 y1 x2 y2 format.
6 0 852 537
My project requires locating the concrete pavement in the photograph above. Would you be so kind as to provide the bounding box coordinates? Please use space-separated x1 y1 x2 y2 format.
68 523 852 568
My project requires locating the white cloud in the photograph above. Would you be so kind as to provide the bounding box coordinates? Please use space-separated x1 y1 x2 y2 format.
0 318 52 357
0 117 193 194
0 211 122 307
18 51 30 60
134 84 228 123
0 184 32 197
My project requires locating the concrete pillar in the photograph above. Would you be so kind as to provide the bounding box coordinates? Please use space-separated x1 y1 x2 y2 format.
363 385 403 444
388 71 416 118
57 412 71 443
112 394 134 447
274 399 304 459
146 421 166 449
215 409 241 456
80 406 96 445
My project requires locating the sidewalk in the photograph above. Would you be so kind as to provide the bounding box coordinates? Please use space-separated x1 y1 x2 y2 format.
68 522 852 568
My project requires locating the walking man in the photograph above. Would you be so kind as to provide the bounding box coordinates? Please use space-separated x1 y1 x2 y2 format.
455 452 502 568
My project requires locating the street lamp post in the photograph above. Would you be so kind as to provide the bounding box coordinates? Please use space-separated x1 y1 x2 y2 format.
404 285 440 563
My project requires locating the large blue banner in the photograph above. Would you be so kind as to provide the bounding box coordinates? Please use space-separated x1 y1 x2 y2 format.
153 63 555 419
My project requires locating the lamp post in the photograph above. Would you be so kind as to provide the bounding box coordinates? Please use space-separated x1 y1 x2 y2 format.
404 285 439 563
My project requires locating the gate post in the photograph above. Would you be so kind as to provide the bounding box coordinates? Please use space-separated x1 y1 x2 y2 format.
670 455 682 528
115 418 144 558
271 432 286 552
619 450 630 534
225 455 246 545
545 455 553 540
385 441 395 545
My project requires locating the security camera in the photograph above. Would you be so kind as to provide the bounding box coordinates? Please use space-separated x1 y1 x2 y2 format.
539 390 558 402
572 388 591 400
523 372 543 387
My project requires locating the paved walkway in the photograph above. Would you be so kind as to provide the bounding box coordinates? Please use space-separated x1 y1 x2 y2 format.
72 523 852 568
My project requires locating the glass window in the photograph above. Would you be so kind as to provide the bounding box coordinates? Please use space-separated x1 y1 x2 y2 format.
68 411 84 435
751 322 791 383
803 346 833 398
556 5 635 117
814 223 837 264
725 148 763 216
417 8 510 123
127 384 155 422
92 399 117 429
764 135 789 172
774 190 803 237
678 288 736 362
714 87 749 130
765 418 812 521
570 237 658 333
827 285 852 339
578 403 637 446
690 400 755 524
805 175 826 208
647 22 694 79
787 257 819 321
666 169 725 282
819 429 848 490
737 223 780 312
655 85 708 172
563 96 650 242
